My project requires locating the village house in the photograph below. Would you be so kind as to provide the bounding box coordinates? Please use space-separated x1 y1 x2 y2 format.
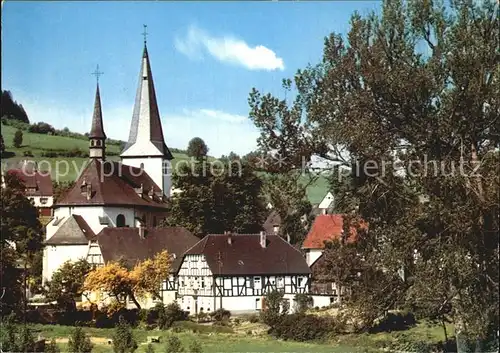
2 163 54 217
176 231 311 315
302 214 364 307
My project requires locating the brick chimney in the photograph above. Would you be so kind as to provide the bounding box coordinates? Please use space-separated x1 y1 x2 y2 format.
260 231 266 248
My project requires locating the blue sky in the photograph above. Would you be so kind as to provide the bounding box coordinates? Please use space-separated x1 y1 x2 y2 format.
2 1 381 157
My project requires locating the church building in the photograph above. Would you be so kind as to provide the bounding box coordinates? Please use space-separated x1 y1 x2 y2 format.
42 39 177 284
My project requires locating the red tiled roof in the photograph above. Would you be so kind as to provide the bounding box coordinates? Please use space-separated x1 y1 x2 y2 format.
302 214 365 249
96 227 199 273
55 159 167 208
184 233 310 276
7 169 53 197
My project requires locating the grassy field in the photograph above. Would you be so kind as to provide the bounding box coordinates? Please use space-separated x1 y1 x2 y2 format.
19 320 452 353
1 123 329 199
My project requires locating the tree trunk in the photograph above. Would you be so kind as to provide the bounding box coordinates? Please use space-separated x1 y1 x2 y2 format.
129 293 141 310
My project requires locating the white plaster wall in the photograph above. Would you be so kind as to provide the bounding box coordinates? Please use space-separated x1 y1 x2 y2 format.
29 196 54 208
121 157 171 198
43 244 89 283
51 206 137 234
311 295 334 308
305 249 323 266
318 192 334 209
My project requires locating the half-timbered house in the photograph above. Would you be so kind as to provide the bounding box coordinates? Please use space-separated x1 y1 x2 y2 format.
176 231 311 315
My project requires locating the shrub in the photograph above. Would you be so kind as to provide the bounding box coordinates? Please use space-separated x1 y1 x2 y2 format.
13 129 23 148
165 335 183 353
210 308 231 324
196 311 209 323
28 121 56 135
270 313 334 342
112 315 137 353
0 314 19 352
145 343 155 353
294 293 313 313
162 302 187 329
370 311 416 333
260 290 289 327
18 326 36 352
189 340 203 353
67 327 93 353
46 338 60 353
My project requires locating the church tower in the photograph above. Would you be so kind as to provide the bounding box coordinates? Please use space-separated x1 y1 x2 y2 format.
120 31 174 197
89 77 106 160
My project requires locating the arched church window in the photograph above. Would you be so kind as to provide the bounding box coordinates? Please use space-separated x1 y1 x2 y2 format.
96 140 101 146
153 216 157 227
91 140 95 147
140 163 144 170
116 214 126 227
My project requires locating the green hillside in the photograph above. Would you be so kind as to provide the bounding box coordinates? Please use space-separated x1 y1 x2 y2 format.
1 123 329 201
0 123 190 182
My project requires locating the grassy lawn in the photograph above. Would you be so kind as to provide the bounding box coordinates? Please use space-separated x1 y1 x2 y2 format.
22 321 452 353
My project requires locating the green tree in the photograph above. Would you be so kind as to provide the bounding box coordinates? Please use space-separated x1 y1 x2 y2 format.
0 172 43 314
293 293 313 314
262 173 313 245
45 259 92 311
165 159 266 236
312 238 365 306
165 336 183 353
186 137 209 160
13 129 23 148
67 327 93 353
248 0 499 349
112 316 137 353
260 290 289 328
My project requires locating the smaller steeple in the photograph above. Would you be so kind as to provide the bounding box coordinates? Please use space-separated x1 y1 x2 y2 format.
89 65 106 160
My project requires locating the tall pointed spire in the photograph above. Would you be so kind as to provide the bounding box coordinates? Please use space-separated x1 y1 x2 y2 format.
89 83 106 140
89 65 106 160
121 37 173 159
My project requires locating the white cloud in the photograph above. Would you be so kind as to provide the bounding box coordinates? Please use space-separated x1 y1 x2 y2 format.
175 25 285 71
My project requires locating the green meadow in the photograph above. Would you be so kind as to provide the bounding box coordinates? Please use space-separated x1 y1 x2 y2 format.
1 123 329 199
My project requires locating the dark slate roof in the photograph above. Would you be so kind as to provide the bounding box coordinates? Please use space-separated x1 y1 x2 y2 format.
96 227 199 273
55 159 167 208
262 210 281 235
121 44 173 160
183 233 310 276
45 215 95 245
89 84 106 139
7 169 53 197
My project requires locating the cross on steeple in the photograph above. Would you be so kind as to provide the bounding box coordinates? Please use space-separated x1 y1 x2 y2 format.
91 65 104 84
142 24 148 45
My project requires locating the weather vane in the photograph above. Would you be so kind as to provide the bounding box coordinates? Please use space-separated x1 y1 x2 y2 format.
142 24 148 44
91 64 104 84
